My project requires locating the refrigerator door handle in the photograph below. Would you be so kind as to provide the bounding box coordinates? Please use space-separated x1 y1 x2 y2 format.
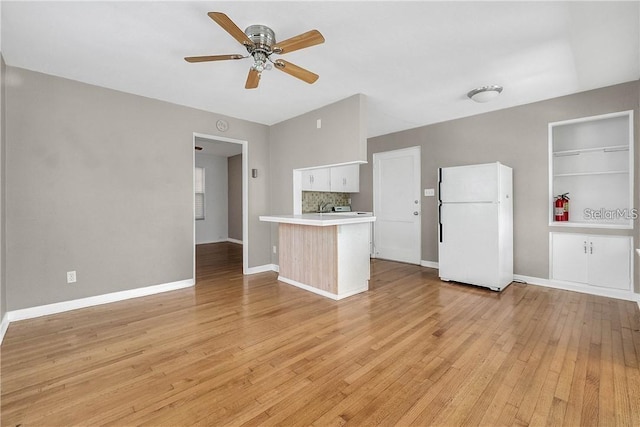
438 168 443 243
439 204 443 243
438 168 442 202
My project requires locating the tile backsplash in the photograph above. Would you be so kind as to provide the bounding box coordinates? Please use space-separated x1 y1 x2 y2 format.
302 191 350 213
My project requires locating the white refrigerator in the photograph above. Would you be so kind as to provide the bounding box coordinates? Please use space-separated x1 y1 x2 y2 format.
438 162 513 291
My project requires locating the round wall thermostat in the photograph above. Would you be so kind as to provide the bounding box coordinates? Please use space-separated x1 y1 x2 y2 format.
216 119 229 132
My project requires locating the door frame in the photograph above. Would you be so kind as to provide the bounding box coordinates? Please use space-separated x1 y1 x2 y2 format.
193 132 249 276
372 146 422 264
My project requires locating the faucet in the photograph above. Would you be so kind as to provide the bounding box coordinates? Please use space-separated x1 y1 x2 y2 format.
318 201 330 213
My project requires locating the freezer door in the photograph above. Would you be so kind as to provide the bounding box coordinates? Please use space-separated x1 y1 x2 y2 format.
439 202 500 287
439 163 499 203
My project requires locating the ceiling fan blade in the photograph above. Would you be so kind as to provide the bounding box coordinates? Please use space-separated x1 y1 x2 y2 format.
245 68 260 89
184 54 244 63
273 30 325 54
208 12 254 48
274 60 319 84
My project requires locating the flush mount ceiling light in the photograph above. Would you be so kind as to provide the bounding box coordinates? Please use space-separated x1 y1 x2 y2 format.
467 85 503 103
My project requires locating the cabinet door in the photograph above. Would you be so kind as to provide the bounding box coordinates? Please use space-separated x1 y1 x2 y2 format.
301 168 330 191
588 235 631 290
330 165 360 192
551 233 588 284
342 164 360 192
313 168 331 192
301 170 314 191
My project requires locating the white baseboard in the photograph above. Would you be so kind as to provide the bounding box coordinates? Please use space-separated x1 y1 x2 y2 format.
245 264 278 275
421 260 439 269
514 274 639 303
6 278 194 323
278 276 367 300
0 312 9 345
196 238 237 245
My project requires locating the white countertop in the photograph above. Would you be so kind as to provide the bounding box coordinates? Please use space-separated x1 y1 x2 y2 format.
259 213 376 226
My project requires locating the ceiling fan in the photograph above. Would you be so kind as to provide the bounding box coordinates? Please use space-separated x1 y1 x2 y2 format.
185 12 325 89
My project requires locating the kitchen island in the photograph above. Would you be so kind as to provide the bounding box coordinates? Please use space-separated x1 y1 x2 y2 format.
259 213 376 300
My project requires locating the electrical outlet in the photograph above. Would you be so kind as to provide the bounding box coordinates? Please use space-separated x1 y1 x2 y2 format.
273 245 277 254
67 271 77 284
424 188 435 197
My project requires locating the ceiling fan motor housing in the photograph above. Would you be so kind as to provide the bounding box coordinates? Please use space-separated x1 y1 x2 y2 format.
244 25 276 52
244 24 277 72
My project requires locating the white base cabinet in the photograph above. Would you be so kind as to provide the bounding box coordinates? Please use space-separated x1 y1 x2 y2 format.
550 232 632 291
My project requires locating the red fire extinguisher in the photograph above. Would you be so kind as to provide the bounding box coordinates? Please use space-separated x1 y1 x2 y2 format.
554 196 565 221
562 193 570 221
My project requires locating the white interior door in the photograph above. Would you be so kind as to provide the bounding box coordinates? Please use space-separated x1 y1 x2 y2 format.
373 146 421 264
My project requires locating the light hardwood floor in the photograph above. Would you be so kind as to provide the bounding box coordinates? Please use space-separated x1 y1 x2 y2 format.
2 242 640 426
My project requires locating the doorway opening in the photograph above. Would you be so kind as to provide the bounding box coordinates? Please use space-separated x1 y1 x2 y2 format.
193 133 249 278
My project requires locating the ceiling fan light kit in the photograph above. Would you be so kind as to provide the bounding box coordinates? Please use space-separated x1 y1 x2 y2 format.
467 85 503 103
184 12 324 89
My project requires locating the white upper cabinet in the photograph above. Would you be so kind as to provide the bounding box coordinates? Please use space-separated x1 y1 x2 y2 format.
549 110 634 229
330 164 360 193
301 168 331 192
301 164 360 193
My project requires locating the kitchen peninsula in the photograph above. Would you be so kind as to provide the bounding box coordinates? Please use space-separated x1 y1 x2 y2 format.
259 214 376 300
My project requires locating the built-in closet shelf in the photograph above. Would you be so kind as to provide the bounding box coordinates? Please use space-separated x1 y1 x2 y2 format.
553 145 629 156
553 170 629 177
549 110 633 229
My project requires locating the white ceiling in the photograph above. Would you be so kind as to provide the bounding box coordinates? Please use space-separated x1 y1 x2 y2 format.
2 1 639 138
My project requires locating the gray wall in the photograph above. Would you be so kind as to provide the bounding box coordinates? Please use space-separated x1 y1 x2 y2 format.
5 67 271 311
228 154 242 241
267 94 367 263
352 81 639 292
195 153 228 244
268 94 367 215
3 62 636 313
1 55 6 322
